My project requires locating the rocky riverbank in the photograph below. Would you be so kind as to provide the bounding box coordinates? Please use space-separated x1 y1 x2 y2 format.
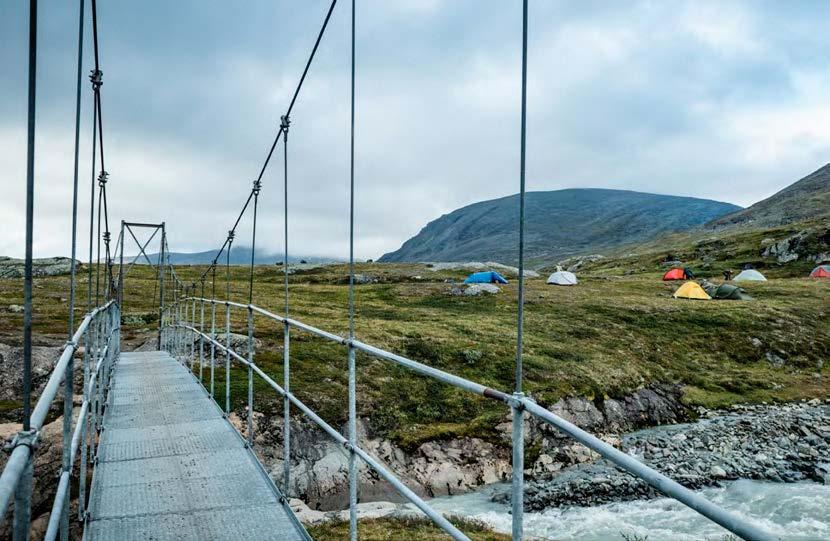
522 401 830 511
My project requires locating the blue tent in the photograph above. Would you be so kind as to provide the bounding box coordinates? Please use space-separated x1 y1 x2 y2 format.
464 271 509 284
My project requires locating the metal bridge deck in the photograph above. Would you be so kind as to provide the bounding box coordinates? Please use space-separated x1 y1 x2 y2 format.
85 351 307 541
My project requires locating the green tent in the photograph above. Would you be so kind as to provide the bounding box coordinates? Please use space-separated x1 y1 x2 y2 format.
700 280 752 300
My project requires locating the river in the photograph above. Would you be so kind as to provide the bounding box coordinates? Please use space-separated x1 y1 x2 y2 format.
424 480 830 540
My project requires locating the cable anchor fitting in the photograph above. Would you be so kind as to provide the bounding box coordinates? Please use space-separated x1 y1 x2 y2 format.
97 171 108 187
280 115 290 132
227 230 235 242
4 429 40 454
89 69 103 90
252 179 262 196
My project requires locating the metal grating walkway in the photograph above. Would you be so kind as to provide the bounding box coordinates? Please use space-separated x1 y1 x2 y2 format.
84 351 308 541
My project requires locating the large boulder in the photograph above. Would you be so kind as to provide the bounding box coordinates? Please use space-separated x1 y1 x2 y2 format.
464 284 501 296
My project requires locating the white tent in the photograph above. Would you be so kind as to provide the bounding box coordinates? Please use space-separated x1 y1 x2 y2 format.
734 269 767 282
547 271 578 285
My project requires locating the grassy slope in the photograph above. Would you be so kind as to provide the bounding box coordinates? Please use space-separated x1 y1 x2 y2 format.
1 248 827 450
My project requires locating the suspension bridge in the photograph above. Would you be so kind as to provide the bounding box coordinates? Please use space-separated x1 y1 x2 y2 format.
1 1 779 540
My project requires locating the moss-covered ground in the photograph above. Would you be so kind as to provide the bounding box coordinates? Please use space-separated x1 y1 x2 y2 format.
1 249 827 450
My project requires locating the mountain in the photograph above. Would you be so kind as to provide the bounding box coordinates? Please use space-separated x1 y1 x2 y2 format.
706 164 830 230
379 188 740 265
138 246 336 266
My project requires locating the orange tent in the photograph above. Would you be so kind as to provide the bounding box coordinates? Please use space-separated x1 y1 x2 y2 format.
663 268 687 281
810 265 830 278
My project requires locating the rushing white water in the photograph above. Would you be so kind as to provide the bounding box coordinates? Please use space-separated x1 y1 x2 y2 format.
424 480 830 540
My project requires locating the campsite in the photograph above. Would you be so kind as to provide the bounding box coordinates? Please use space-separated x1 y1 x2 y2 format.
2 258 827 441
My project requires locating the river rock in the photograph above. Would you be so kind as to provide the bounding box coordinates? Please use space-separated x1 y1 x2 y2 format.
524 402 830 510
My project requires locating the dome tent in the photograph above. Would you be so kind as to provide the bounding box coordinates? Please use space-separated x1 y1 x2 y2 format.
810 264 830 278
700 279 752 300
663 267 693 281
673 281 711 300
464 271 508 284
734 269 767 282
547 271 577 285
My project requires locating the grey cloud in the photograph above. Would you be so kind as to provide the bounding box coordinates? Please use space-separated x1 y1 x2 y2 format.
2 1 830 259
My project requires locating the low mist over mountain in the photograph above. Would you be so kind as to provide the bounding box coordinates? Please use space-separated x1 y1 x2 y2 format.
706 164 830 230
380 189 740 265
138 246 336 266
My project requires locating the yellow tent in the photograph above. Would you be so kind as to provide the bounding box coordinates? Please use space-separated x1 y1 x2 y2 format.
673 281 711 300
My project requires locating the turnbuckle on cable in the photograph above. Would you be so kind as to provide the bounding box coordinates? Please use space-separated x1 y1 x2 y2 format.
89 69 103 90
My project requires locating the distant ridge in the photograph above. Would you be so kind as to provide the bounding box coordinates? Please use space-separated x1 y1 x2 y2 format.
138 245 337 266
379 188 740 265
706 164 830 230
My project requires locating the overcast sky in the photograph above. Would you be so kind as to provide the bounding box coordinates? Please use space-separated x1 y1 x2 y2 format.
2 0 829 260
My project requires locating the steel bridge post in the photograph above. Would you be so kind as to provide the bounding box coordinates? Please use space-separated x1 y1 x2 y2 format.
247 307 254 447
283 321 290 496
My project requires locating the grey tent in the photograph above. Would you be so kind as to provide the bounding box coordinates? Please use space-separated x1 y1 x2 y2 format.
734 269 767 282
547 270 578 285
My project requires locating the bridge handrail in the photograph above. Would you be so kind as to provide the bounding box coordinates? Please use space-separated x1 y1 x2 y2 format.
0 301 120 540
162 297 775 541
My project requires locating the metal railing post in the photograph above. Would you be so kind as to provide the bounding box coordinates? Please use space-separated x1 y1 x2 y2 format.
93 313 101 432
79 325 90 522
199 298 205 384
511 396 524 541
210 301 216 398
247 307 254 447
12 456 33 541
283 320 290 496
59 338 73 539
190 296 196 371
225 302 231 414
348 344 357 540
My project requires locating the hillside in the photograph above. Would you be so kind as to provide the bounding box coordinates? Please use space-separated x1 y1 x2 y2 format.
572 164 830 277
379 189 740 266
707 163 830 229
140 245 336 266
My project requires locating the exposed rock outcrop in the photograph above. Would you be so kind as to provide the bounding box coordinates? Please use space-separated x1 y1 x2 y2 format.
0 257 79 278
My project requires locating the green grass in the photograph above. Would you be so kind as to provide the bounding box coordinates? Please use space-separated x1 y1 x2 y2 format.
306 516 510 541
0 255 828 449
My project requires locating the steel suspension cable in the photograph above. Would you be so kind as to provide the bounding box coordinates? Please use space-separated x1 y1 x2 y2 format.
192 0 338 287
22 0 38 435
512 3 530 540
68 0 85 334
87 88 97 312
516 0 528 396
282 116 290 319
347 1 357 538
248 180 261 304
